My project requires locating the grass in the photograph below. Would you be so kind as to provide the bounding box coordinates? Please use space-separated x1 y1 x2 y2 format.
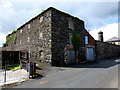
31 72 44 79
35 72 44 76
7 65 20 71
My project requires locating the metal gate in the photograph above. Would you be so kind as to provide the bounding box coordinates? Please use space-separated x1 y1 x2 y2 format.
86 47 95 61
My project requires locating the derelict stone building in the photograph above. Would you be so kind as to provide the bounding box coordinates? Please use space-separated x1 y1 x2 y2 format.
5 7 93 66
4 7 120 66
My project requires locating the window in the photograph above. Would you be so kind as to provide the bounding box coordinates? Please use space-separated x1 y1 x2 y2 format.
20 40 21 44
28 37 30 42
28 24 30 29
85 36 89 44
28 50 31 58
40 16 43 24
20 29 22 33
39 33 43 39
69 33 72 45
68 18 74 30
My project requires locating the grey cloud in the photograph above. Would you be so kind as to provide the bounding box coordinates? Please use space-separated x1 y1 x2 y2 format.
90 2 118 18
75 2 118 30
0 1 118 34
118 1 120 22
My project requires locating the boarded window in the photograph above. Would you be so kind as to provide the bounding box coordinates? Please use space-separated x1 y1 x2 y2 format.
20 29 22 33
40 16 43 24
68 18 74 30
28 24 30 29
20 40 21 44
69 33 72 45
28 37 30 42
85 36 89 44
39 33 43 39
28 50 31 58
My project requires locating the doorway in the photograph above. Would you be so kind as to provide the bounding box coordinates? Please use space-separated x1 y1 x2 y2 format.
86 47 95 61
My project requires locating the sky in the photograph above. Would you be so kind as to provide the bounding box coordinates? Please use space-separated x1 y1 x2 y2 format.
0 0 119 47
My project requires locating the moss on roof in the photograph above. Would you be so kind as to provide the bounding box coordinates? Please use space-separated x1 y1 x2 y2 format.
7 29 17 37
16 7 83 31
17 7 55 30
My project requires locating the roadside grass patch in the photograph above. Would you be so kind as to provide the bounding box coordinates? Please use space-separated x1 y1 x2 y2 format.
31 72 44 79
7 65 20 71
35 72 44 77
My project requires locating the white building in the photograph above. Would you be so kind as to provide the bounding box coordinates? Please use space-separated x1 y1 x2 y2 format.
105 37 120 45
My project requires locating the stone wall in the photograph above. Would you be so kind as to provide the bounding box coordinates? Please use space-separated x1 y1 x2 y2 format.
6 9 52 64
51 9 69 66
95 41 120 59
5 7 88 66
51 8 86 66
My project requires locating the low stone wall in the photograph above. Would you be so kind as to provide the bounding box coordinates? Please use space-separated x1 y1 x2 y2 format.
95 41 120 60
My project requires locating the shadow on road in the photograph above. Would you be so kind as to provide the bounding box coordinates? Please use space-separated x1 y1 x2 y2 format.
66 57 120 68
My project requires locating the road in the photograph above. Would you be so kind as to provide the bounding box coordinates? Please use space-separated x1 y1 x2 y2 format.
13 57 119 88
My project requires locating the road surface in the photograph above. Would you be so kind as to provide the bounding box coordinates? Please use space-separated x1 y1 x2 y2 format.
13 57 119 88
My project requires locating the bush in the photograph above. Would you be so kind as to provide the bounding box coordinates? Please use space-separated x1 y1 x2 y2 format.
71 31 81 54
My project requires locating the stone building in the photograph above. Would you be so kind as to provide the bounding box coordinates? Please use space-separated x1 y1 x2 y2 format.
4 7 96 66
105 37 120 45
98 31 103 42
4 7 120 66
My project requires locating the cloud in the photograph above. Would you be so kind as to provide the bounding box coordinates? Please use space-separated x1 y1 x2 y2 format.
0 1 118 46
89 23 118 41
0 33 6 47
0 0 44 33
74 2 118 30
0 0 15 33
0 1 118 33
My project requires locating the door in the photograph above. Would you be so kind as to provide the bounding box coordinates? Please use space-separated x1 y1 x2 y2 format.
86 47 95 61
64 49 75 64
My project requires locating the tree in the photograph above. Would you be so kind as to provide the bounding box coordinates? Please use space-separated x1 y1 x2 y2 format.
71 31 81 55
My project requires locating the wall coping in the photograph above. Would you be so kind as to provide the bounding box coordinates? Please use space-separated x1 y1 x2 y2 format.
95 40 120 47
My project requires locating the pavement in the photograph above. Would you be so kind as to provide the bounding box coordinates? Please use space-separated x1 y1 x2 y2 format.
6 57 120 88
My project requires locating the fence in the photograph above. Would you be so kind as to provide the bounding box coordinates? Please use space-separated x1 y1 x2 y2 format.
2 51 20 68
0 64 29 86
0 50 36 86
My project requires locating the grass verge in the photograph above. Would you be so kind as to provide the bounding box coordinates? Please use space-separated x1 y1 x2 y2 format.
7 65 20 71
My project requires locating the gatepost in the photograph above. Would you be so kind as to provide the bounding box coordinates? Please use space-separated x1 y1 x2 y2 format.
27 62 36 78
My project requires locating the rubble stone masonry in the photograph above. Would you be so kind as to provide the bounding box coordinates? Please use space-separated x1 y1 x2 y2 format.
5 7 86 66
95 41 120 59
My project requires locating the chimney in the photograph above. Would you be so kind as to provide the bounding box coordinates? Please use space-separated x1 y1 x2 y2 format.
98 31 103 42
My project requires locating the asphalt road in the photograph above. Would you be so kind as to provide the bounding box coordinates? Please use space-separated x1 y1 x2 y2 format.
13 57 119 88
